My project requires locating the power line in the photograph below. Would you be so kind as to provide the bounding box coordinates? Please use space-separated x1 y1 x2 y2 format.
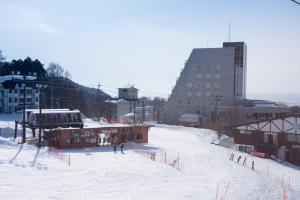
291 0 300 5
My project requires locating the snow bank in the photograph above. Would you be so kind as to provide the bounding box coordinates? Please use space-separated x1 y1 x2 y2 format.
0 116 300 200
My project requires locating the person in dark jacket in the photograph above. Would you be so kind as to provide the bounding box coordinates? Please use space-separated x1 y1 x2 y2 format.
120 143 124 153
237 155 242 163
252 161 255 170
230 153 234 161
243 156 247 166
113 145 116 153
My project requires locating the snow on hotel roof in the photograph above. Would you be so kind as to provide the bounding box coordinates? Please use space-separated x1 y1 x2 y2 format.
0 75 37 84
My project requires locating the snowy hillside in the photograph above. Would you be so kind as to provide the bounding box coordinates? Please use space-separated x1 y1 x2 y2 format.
0 115 300 200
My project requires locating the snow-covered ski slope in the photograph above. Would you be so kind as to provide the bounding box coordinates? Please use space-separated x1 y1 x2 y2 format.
0 116 300 200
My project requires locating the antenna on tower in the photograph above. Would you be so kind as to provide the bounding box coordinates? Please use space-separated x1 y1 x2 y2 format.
228 21 231 42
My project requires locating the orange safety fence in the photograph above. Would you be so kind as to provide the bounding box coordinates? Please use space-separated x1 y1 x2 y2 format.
127 143 180 170
48 147 71 166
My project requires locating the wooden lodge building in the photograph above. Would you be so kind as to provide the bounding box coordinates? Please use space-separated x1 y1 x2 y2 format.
17 109 152 148
233 114 300 166
44 125 151 148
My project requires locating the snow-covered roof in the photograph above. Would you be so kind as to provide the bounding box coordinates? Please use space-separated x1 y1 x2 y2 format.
0 75 37 84
105 99 128 104
30 109 80 114
178 114 200 123
236 115 300 134
254 103 277 108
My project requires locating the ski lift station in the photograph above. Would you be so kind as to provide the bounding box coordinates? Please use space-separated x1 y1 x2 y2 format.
16 109 152 148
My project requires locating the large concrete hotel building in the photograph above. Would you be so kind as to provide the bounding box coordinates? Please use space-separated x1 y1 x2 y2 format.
163 42 288 127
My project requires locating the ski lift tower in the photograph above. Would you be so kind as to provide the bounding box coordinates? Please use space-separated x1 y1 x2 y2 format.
118 86 138 123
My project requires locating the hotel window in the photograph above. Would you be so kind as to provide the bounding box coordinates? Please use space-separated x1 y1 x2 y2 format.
206 83 211 88
187 92 192 96
205 74 211 79
196 92 202 97
187 101 192 105
215 83 221 89
187 83 192 88
205 92 210 97
215 74 221 79
215 65 221 70
196 74 202 79
178 100 182 104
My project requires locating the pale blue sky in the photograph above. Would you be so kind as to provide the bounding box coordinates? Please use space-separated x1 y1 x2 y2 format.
0 0 299 98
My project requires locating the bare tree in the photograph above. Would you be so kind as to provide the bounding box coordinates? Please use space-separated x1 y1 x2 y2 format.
64 70 72 80
47 62 64 77
0 50 5 61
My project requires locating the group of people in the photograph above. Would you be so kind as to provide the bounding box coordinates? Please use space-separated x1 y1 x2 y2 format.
98 137 107 146
113 143 124 153
230 153 255 170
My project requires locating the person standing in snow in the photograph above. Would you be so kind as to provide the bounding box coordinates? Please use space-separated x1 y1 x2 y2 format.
243 156 247 166
120 143 124 153
237 155 241 163
252 161 255 170
103 137 106 145
230 153 234 161
113 145 116 153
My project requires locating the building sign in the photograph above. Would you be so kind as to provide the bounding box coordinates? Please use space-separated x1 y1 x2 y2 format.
101 129 118 134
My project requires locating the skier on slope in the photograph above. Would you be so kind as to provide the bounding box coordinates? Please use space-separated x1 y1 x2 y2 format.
237 155 242 163
231 153 235 161
230 153 234 161
252 161 255 170
243 156 247 166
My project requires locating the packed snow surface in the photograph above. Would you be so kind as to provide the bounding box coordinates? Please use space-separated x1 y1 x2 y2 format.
0 115 300 200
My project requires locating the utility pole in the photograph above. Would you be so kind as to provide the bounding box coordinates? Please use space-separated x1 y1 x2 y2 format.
133 100 136 125
22 76 26 143
141 100 145 123
56 98 60 109
228 21 231 42
36 83 47 147
212 92 222 131
51 77 54 109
